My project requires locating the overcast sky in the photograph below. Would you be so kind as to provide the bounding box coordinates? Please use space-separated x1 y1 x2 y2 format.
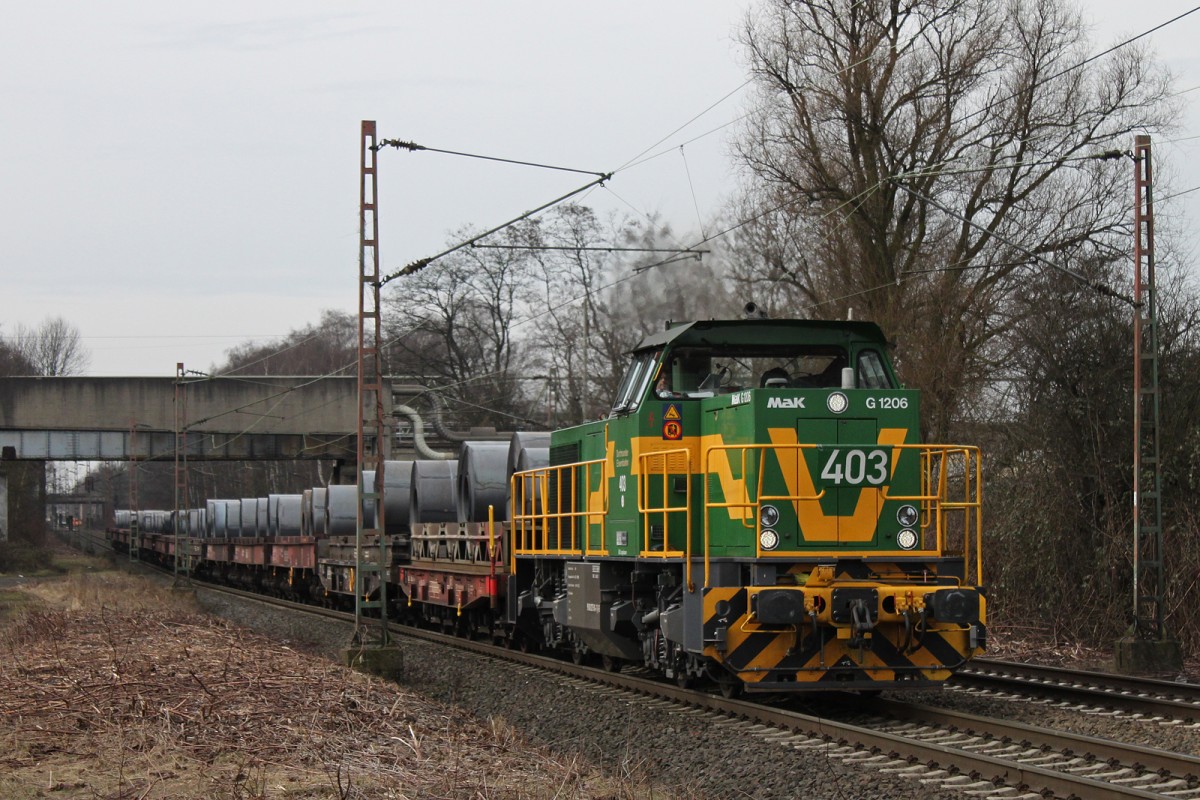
2 1 1198 376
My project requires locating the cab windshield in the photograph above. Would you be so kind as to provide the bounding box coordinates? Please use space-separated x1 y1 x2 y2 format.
652 344 869 399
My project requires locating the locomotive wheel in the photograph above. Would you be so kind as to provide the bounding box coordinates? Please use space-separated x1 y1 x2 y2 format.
717 679 742 699
675 670 692 690
600 655 620 672
571 648 585 665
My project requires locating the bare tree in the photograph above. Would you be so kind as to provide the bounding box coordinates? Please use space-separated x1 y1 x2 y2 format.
0 324 35 376
384 224 536 429
527 206 737 423
380 205 735 428
14 316 90 376
732 0 1175 438
219 309 356 376
526 205 624 424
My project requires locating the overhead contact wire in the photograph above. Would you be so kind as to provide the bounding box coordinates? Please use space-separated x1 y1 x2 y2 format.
379 173 612 284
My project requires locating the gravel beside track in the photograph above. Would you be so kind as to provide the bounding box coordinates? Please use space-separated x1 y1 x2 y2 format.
197 587 970 800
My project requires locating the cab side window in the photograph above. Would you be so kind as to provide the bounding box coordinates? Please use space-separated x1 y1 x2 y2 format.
611 351 659 414
856 350 893 389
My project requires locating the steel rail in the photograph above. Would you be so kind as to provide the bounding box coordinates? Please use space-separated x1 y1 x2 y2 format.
960 659 1200 719
870 697 1200 779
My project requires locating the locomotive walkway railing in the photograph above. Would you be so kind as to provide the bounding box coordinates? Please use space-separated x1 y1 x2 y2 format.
508 443 981 592
701 442 982 587
508 458 608 567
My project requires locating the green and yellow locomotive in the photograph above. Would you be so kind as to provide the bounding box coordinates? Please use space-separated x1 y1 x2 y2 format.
509 317 985 693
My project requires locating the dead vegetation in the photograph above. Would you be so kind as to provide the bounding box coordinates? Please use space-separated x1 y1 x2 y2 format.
0 573 634 799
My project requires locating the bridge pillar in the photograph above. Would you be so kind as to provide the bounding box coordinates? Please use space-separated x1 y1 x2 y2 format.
0 451 45 548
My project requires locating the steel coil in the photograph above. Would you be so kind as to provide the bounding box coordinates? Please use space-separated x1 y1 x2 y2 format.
301 489 313 536
326 484 358 535
458 441 510 522
383 460 414 534
514 446 550 515
224 501 242 537
209 499 233 537
507 431 551 475
516 446 549 471
256 497 269 536
360 471 378 529
267 494 283 536
276 494 303 536
183 508 196 537
311 487 327 535
410 460 460 525
240 498 258 537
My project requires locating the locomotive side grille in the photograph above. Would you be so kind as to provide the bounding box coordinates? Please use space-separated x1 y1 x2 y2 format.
548 442 580 544
549 442 580 467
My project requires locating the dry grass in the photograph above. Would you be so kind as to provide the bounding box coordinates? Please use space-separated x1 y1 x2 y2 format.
985 622 1116 670
0 573 645 799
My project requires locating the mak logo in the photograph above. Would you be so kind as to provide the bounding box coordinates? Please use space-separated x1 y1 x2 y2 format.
767 397 806 409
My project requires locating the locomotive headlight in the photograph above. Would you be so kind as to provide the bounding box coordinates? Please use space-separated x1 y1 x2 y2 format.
896 504 919 528
896 528 919 550
759 504 780 529
826 391 849 414
759 528 780 551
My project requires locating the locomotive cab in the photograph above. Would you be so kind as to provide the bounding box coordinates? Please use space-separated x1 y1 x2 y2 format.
510 318 986 692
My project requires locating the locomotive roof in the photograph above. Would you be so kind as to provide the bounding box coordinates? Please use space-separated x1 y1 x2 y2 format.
633 318 889 352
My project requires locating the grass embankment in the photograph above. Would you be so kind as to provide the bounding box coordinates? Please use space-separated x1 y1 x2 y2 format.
0 529 106 577
0 554 629 799
0 539 110 622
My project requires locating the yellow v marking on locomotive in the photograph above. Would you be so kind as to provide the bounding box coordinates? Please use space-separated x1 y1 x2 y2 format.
630 434 751 522
699 434 752 522
768 427 908 542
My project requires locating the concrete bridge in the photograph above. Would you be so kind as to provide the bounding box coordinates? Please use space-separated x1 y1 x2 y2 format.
0 376 384 461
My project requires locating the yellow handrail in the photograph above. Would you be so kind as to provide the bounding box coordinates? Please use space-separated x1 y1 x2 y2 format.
509 457 608 558
637 447 692 585
701 442 982 587
509 441 982 592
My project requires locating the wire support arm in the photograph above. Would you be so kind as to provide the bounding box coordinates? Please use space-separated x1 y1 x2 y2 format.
468 243 710 255
374 138 609 178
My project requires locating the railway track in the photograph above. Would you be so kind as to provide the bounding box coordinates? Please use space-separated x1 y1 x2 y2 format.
956 659 1200 723
62 531 1200 799
183 578 1200 800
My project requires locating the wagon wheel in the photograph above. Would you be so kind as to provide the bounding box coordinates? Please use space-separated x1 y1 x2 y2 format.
716 677 742 699
600 655 620 673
